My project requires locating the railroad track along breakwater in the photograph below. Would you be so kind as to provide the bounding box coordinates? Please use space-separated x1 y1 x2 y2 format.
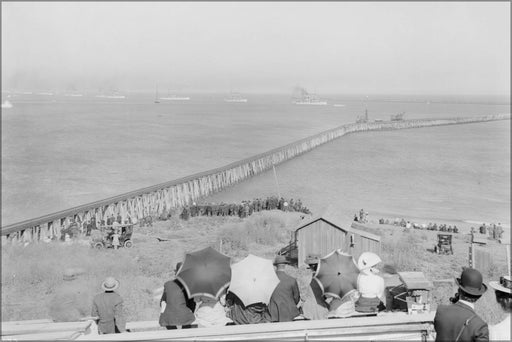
2 114 509 243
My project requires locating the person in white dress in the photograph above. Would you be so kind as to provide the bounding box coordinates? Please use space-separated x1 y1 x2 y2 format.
489 275 511 341
355 252 386 313
193 295 232 327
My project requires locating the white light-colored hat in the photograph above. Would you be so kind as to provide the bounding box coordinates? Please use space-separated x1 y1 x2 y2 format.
357 252 381 271
489 275 512 294
101 277 120 291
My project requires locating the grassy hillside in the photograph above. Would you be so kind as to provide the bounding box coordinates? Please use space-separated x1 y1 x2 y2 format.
1 211 508 324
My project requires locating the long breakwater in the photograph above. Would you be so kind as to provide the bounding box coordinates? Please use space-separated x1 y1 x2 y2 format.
2 114 509 243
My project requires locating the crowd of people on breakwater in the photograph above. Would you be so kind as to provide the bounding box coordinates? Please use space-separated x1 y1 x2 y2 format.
177 197 312 221
50 253 511 341
47 197 311 243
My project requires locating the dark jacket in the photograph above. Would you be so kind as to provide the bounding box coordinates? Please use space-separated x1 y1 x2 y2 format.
434 301 488 342
310 279 329 309
91 292 126 334
268 270 301 322
159 280 195 327
225 291 271 325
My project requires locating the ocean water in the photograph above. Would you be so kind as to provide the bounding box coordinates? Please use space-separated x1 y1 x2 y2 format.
1 93 510 227
207 121 510 228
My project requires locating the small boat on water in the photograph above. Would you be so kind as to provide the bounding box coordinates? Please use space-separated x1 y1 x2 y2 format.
154 86 160 104
224 92 248 103
333 104 346 107
1 100 13 109
292 87 327 105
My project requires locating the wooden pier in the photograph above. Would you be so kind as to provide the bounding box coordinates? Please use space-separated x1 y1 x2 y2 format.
1 114 509 244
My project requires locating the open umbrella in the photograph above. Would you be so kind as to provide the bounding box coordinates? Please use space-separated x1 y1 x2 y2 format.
229 254 280 306
314 249 360 299
176 246 231 300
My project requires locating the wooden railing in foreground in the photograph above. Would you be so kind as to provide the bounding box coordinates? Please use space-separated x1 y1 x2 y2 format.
1 319 92 341
78 312 435 341
2 114 509 243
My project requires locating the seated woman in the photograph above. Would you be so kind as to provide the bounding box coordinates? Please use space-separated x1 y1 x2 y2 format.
193 295 233 327
301 255 329 320
327 289 359 318
355 252 386 313
225 291 271 324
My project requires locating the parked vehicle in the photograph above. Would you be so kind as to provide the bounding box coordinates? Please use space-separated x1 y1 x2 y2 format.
91 224 134 249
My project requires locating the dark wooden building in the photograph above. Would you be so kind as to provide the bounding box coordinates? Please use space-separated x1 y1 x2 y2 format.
279 214 381 267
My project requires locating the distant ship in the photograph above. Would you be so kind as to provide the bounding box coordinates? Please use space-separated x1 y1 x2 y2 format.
333 104 346 107
64 93 83 97
37 92 54 96
224 92 248 103
1 100 13 109
292 87 327 105
390 112 405 121
96 93 126 99
160 94 191 101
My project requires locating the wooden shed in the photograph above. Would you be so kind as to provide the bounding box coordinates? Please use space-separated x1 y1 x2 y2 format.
279 214 381 267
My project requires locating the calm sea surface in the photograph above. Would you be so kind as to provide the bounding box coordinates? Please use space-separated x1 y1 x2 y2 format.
1 93 510 227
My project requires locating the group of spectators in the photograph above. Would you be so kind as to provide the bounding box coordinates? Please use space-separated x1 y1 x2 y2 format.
353 209 369 223
178 197 311 221
88 251 392 335
377 218 460 233
55 197 312 241
473 223 505 240
49 254 511 341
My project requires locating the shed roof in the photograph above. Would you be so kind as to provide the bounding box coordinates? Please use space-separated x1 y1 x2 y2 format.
295 214 381 242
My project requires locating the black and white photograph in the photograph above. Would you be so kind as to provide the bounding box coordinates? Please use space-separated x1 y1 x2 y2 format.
1 1 510 341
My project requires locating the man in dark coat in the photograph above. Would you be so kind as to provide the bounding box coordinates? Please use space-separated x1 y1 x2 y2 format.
91 277 126 334
159 263 196 329
268 255 301 322
434 268 488 342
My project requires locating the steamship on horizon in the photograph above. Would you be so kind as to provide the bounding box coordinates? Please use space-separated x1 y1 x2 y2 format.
292 87 328 105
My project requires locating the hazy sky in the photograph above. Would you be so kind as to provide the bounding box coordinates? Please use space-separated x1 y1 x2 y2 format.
2 2 510 95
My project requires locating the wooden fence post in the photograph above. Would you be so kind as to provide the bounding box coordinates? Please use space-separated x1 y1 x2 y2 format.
469 244 474 268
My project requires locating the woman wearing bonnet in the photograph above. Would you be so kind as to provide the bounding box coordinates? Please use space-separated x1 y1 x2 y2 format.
489 275 511 341
355 252 386 313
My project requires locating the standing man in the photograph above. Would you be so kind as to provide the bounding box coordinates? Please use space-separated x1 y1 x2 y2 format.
268 255 301 322
92 277 126 334
434 268 488 342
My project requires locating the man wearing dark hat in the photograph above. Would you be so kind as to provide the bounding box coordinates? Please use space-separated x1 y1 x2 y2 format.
489 275 511 340
268 255 301 322
91 277 126 334
434 268 488 342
